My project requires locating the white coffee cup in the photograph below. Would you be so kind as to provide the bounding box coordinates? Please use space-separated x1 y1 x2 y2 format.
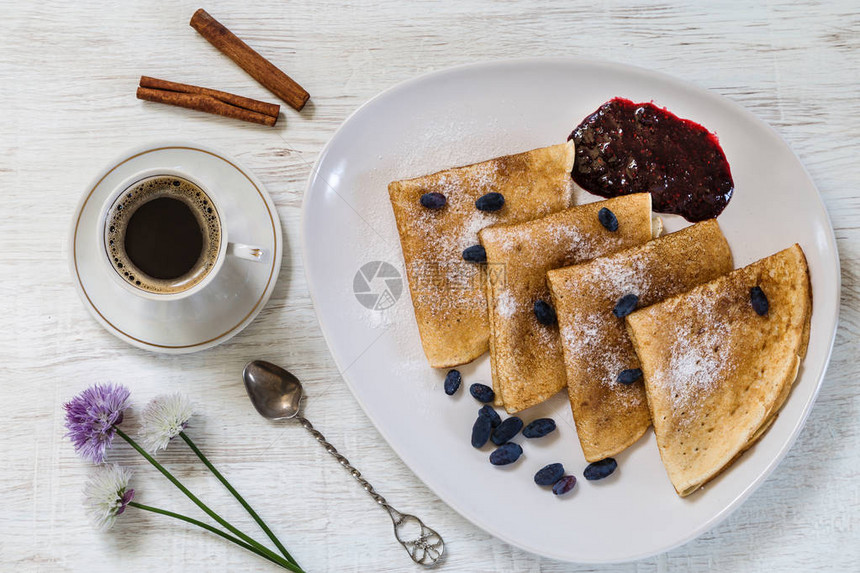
97 167 265 301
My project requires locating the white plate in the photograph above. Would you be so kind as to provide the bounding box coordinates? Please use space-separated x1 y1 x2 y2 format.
301 59 839 562
69 141 282 354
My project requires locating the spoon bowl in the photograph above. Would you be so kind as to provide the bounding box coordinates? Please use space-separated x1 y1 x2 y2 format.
243 360 303 419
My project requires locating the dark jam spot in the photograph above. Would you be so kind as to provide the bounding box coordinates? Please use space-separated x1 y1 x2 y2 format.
135 280 141 285
569 97 734 222
117 262 123 268
173 180 181 186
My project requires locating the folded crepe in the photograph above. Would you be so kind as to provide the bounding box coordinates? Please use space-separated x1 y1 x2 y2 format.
479 194 654 412
547 220 733 462
625 244 811 497
389 142 575 368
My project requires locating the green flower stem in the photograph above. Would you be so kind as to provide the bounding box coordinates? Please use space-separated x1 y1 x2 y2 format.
115 428 304 573
128 502 294 570
179 431 296 566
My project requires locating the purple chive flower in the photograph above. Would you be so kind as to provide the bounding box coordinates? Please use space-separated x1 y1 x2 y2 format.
64 383 131 463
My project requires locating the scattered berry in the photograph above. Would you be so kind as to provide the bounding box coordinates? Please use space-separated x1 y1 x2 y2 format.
534 463 565 486
522 418 556 438
420 192 446 209
613 293 639 318
489 443 523 466
444 370 461 395
479 405 502 428
584 458 618 480
750 286 769 316
471 412 492 448
491 416 523 445
616 368 643 385
598 207 619 232
475 192 505 212
470 383 495 403
463 244 487 263
552 475 577 495
533 299 557 326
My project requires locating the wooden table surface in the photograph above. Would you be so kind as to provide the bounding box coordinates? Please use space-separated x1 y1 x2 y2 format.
1 1 857 571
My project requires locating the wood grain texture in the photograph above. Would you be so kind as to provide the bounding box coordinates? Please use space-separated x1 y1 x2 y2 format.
0 1 857 572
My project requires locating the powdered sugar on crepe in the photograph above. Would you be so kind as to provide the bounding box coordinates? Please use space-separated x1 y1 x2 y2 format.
586 250 652 298
405 164 504 310
496 290 518 319
462 210 497 250
561 317 637 393
655 303 734 415
494 216 592 256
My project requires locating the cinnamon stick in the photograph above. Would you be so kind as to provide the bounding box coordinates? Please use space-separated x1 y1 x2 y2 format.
136 77 279 127
190 8 310 111
140 76 280 118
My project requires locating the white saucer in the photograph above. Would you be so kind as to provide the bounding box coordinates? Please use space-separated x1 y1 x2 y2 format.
69 141 283 354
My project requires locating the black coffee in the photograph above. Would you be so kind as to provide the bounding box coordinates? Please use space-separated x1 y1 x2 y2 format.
125 197 203 279
104 176 221 294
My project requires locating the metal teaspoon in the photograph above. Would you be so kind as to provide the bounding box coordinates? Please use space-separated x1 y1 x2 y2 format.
242 360 444 567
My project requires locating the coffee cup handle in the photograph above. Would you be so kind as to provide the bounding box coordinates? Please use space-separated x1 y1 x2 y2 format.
227 242 267 263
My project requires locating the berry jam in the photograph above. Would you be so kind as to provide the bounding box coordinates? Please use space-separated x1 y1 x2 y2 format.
569 98 734 222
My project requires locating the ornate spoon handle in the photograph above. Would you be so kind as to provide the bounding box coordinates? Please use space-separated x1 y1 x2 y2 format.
296 415 444 566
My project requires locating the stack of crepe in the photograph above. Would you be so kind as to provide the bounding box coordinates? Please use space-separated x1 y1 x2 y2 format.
388 142 813 497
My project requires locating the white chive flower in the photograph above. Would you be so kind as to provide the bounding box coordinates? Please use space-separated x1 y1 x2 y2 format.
83 464 135 529
139 393 193 453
